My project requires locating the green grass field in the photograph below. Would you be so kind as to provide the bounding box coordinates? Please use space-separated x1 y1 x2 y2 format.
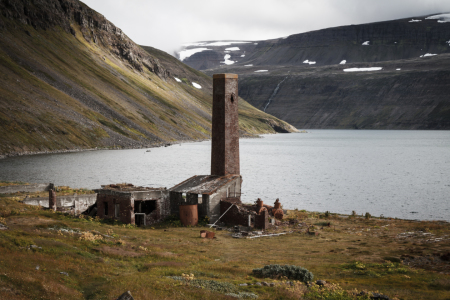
0 190 449 300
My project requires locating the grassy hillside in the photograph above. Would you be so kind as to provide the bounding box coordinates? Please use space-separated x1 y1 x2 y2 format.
0 0 295 157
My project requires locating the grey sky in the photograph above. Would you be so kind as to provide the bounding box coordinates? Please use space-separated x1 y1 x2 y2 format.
81 0 450 55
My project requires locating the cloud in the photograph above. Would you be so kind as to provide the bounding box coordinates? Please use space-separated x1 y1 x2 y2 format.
82 0 450 55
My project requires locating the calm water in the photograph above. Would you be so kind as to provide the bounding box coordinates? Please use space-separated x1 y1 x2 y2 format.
1 130 449 221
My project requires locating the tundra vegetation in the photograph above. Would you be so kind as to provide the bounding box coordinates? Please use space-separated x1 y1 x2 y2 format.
0 185 449 299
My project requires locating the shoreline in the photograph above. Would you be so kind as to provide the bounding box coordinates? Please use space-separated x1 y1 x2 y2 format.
0 134 265 160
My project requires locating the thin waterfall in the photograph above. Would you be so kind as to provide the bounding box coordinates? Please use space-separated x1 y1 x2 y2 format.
263 75 288 112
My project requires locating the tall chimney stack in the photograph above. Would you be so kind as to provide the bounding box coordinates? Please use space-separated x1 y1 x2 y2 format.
211 73 240 176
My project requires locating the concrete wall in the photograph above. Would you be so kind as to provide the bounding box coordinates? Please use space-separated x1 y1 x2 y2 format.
220 199 249 227
97 193 133 224
96 189 170 225
145 192 170 226
208 177 241 222
23 194 96 215
0 183 53 194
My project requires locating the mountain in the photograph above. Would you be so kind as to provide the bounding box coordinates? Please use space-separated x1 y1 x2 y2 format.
0 0 296 157
178 14 450 129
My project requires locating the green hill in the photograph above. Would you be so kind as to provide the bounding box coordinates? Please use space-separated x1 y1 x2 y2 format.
0 0 296 157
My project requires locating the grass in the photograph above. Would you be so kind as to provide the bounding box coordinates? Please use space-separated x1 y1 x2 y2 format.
0 16 296 157
0 192 449 299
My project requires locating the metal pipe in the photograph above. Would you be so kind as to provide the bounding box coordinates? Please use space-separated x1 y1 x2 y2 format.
208 203 234 228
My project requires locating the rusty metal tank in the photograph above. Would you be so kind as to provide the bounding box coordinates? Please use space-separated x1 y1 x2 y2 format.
179 204 198 226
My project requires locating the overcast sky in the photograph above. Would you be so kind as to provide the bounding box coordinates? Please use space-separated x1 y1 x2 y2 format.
81 0 450 56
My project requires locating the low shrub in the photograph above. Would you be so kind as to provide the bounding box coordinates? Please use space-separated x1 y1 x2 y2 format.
252 264 313 282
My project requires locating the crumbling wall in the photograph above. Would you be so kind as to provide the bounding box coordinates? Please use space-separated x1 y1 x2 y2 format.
255 210 269 230
208 177 241 222
220 199 248 227
23 194 96 215
0 183 53 194
97 193 133 224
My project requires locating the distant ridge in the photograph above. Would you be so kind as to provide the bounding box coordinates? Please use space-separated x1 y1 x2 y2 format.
179 13 450 129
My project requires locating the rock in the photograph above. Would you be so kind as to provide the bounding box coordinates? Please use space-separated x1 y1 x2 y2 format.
269 283 275 287
60 272 69 276
35 266 39 270
371 293 391 300
255 282 262 286
261 281 269 286
0 224 8 230
116 291 134 300
239 283 248 286
316 280 326 286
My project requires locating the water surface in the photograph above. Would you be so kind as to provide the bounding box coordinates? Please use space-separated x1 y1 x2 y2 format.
1 130 449 221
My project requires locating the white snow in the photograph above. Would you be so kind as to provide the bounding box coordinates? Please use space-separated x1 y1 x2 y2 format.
224 51 230 53
420 53 437 57
174 77 182 82
240 54 245 57
303 60 316 65
409 19 422 22
182 42 206 47
192 82 201 89
362 41 370 46
225 47 240 51
178 48 211 61
396 68 401 71
447 40 450 46
343 67 382 72
426 14 450 23
221 54 235 65
254 43 258 45
254 70 268 72
244 64 253 67
205 41 251 46
340 60 347 65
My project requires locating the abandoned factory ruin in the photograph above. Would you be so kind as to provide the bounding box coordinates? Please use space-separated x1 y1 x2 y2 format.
23 74 284 230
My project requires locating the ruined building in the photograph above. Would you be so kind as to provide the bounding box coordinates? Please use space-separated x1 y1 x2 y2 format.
95 184 169 226
169 74 242 223
93 74 277 229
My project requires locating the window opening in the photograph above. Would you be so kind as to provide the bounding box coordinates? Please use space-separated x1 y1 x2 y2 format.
115 204 120 218
134 200 157 214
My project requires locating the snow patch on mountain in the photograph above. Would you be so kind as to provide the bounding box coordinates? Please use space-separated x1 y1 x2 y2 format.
420 53 437 57
426 14 450 23
344 67 382 72
221 54 235 65
178 48 211 61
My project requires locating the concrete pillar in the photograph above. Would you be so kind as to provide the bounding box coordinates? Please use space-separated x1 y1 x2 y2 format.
211 73 240 176
49 189 56 211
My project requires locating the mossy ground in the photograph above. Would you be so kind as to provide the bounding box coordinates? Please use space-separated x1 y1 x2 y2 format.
0 191 449 300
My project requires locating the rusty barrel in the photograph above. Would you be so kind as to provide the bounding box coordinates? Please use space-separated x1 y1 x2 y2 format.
179 204 198 226
206 231 215 239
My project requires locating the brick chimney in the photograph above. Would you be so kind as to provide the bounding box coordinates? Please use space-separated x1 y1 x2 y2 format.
211 74 240 176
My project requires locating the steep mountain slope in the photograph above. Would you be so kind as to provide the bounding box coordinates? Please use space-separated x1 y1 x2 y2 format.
0 0 296 157
178 14 450 70
182 14 450 129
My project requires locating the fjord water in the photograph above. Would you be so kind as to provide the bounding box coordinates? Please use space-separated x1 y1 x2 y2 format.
0 130 449 221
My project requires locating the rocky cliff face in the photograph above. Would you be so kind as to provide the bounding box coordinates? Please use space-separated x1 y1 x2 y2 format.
0 0 169 78
191 14 450 129
179 14 450 70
